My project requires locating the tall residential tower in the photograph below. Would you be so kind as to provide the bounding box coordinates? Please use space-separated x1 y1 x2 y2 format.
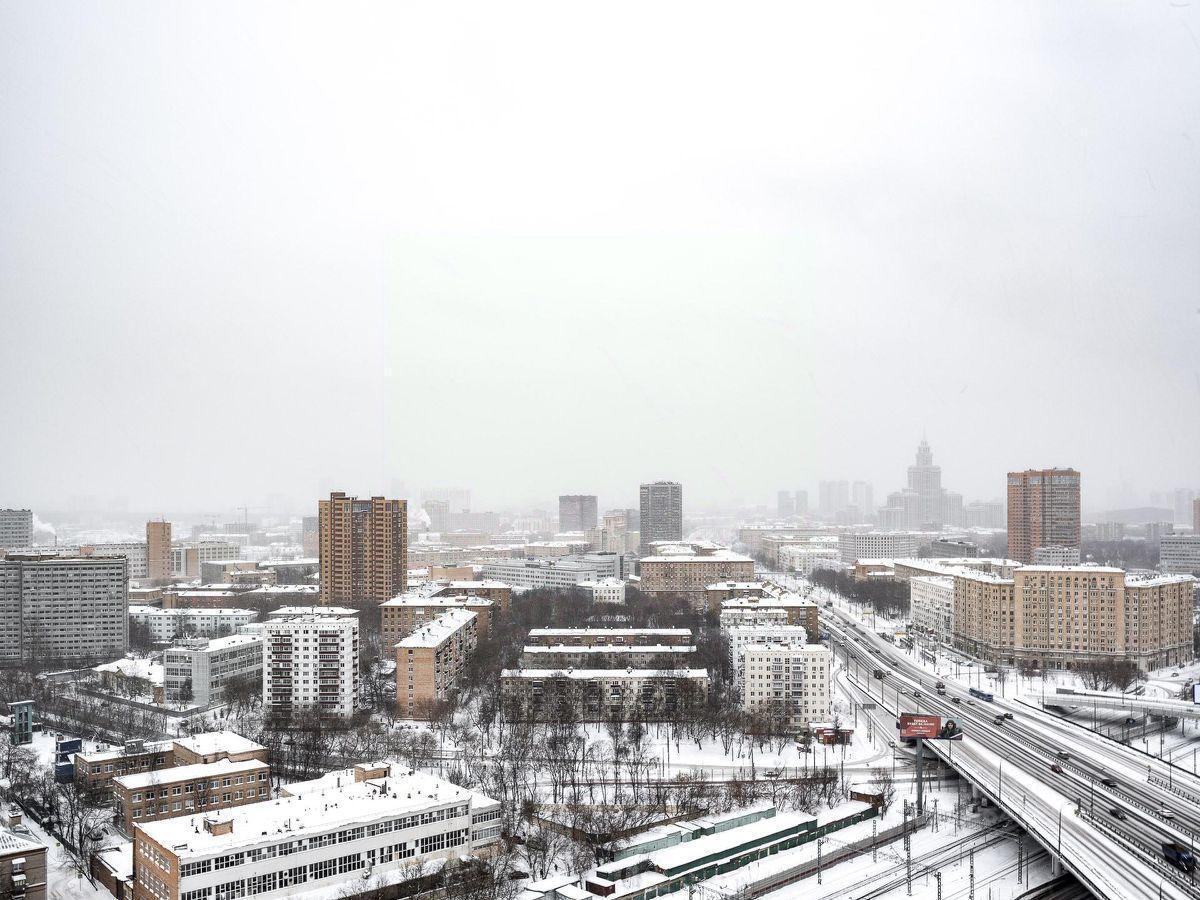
318 492 407 603
1006 468 1081 564
639 481 682 555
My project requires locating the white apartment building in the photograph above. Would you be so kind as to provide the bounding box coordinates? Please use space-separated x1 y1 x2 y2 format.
133 765 501 900
0 553 128 665
1032 545 1082 566
741 643 832 730
837 532 920 565
1160 535 1200 576
164 635 264 706
725 625 809 696
477 558 604 590
579 577 626 603
777 543 842 575
0 509 34 549
718 607 789 629
262 615 358 718
909 575 954 643
129 606 256 642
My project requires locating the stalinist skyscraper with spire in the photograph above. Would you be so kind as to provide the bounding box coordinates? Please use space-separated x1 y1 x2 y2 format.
879 439 963 529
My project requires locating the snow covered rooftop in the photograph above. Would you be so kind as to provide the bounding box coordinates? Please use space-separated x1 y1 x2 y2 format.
721 596 815 608
173 730 265 758
168 634 263 653
503 668 708 679
396 609 476 648
0 828 45 853
381 594 494 609
93 656 164 685
529 628 691 637
113 757 268 792
640 550 753 563
522 644 696 655
137 769 496 860
268 605 356 617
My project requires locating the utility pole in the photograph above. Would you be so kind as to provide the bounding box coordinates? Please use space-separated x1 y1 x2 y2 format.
817 838 825 884
915 737 925 815
872 819 878 862
934 871 942 900
905 827 912 896
1017 835 1024 884
969 849 975 900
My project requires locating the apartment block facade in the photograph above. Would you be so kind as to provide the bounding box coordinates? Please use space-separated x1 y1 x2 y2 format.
952 566 1194 670
146 520 172 582
263 615 359 717
559 494 598 533
1007 469 1081 564
637 546 755 608
129 606 255 642
396 609 477 718
75 731 267 799
132 766 501 900
380 593 493 648
0 509 34 550
0 553 128 666
500 667 709 722
114 757 270 832
318 492 407 604
741 643 832 731
163 635 264 706
639 481 682 555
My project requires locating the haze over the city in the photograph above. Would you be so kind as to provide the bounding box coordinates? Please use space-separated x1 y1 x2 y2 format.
2 2 1198 514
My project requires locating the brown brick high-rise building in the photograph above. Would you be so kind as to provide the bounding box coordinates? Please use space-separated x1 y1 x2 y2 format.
318 492 407 603
1006 469 1080 564
146 520 172 582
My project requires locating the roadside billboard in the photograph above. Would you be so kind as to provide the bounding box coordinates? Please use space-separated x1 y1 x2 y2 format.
1193 683 1200 705
899 713 941 739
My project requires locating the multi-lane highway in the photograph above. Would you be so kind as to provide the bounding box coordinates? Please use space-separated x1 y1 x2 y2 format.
822 603 1200 900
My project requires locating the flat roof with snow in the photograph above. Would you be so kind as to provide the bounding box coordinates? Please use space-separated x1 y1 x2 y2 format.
113 757 268 792
503 668 708 679
136 770 496 860
396 609 477 648
528 627 691 638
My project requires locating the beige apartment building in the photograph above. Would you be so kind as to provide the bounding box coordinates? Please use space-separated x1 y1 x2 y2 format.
319 492 407 604
396 609 477 718
146 520 172 582
382 593 493 646
952 566 1195 671
113 757 270 833
638 546 755 608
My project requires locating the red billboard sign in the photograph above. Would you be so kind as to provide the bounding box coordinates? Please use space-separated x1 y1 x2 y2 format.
899 713 941 739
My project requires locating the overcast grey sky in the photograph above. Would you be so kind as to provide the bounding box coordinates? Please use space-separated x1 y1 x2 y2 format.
2 2 1198 516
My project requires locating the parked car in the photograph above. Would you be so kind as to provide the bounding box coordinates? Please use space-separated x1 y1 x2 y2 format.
1050 764 1064 774
1110 808 1127 821
1100 777 1118 788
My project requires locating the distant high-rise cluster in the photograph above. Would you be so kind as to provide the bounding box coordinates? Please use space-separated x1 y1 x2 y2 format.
1006 468 1081 564
639 481 682 555
319 492 407 603
558 494 598 533
775 490 810 518
879 439 963 529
